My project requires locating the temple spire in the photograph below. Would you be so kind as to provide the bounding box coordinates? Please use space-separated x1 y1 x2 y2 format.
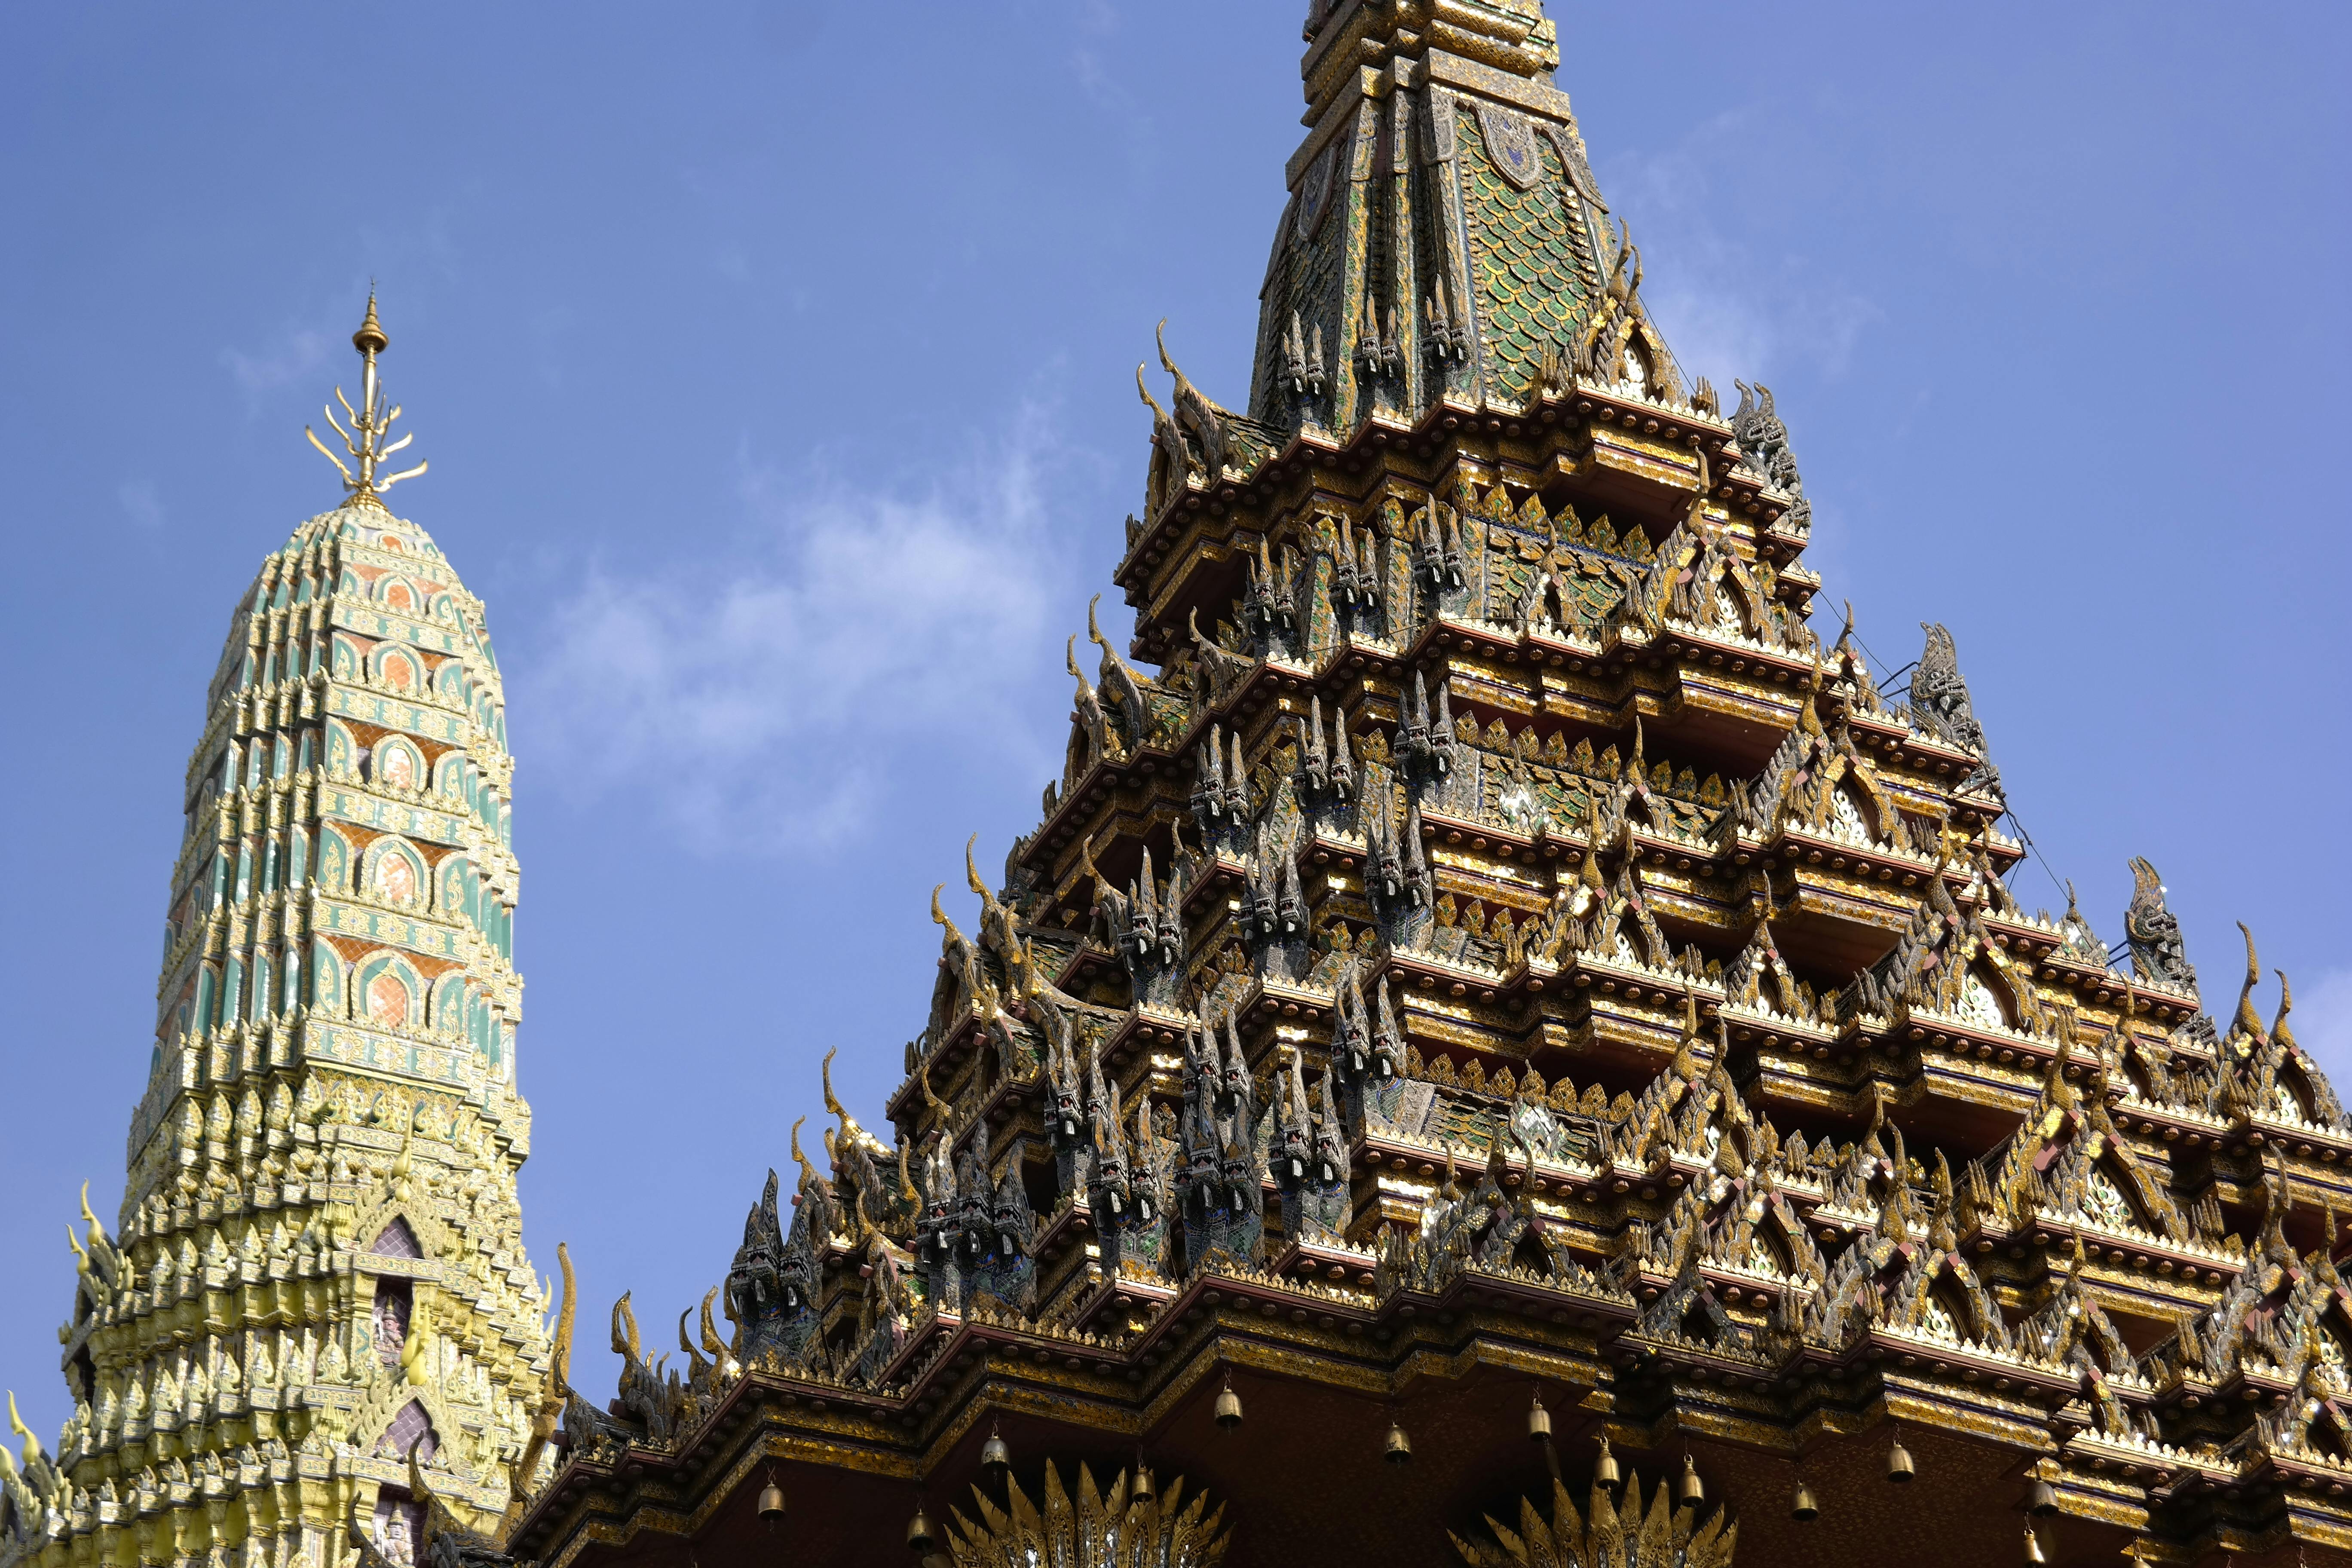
305 291 427 502
1250 1 1670 437
4 297 544 1568
1299 0 1561 119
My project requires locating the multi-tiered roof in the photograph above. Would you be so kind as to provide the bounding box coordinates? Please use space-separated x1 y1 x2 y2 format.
98 6 2332 1567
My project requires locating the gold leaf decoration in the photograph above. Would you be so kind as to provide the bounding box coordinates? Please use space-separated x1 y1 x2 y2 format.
943 1463 1230 1568
1452 1471 1736 1568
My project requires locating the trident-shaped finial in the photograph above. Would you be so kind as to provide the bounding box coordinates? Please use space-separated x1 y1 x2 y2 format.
306 291 427 502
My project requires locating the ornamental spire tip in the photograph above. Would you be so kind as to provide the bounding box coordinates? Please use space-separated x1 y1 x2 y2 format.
305 290 425 503
352 291 388 355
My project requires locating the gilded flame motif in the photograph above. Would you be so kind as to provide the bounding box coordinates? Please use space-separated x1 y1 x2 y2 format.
940 1464 1229 1568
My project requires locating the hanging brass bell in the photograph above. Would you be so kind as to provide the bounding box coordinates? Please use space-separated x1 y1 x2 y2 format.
1130 1465 1155 1507
1384 1418 1413 1465
1678 1454 1705 1507
906 1503 937 1555
1214 1376 1243 1431
1527 1391 1553 1443
1790 1479 1819 1522
2024 1524 2049 1565
1886 1433 1915 1483
1594 1435 1622 1488
981 1423 1011 1476
2025 1475 2058 1516
756 1479 786 1526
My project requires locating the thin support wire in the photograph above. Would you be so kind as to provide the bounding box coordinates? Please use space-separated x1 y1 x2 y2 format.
1849 631 1894 680
1996 805 2075 910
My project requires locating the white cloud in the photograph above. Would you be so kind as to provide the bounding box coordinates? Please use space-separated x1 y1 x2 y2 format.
223 327 330 395
525 401 1086 852
2296 968 2352 1086
1600 115 1882 395
118 479 163 530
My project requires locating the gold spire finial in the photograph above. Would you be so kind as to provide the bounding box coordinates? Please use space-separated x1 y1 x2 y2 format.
353 291 389 355
305 291 426 502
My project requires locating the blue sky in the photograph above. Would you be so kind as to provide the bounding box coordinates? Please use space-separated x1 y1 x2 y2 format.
1 1 2344 1433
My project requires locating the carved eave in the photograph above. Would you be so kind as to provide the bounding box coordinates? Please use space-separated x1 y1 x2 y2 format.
1378 938 1531 1016
1648 645 1819 750
1021 740 1187 886
2133 1446 2352 1555
2235 1109 2352 1165
1265 1233 1382 1290
1555 389 1739 514
884 1017 1005 1129
1896 1035 2121 1123
2037 1232 2245 1324
1042 934 1122 995
1023 657 1392 895
1558 384 1747 501
1173 852 1251 925
1866 1339 2111 1435
1299 2 1564 123
1301 822 1373 881
1985 913 2131 995
1063 1257 1183 1331
1722 1001 1842 1064
1771 823 1950 903
885 1001 1165 1129
967 1069 1051 1146
506 1371 917 1566
1894 725 2003 796
1223 975 1340 1032
1116 428 1323 603
1115 386 1752 664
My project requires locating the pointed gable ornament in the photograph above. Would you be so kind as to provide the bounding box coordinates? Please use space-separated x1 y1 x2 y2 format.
1293 141 1341 243
1475 101 1546 190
